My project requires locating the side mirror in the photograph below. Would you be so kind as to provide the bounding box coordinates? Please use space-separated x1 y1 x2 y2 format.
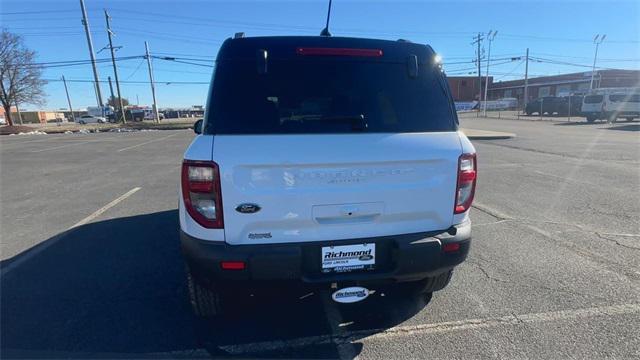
193 119 203 134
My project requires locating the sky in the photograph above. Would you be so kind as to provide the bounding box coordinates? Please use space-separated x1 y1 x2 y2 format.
1 0 639 110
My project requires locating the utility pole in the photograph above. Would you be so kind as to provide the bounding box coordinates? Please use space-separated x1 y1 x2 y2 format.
523 48 529 112
79 0 103 107
471 33 484 107
483 30 498 117
145 41 160 123
590 34 606 90
105 9 127 123
62 75 75 122
107 76 115 103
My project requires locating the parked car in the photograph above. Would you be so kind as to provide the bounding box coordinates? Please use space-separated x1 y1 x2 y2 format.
557 95 584 116
525 96 564 115
77 115 106 124
126 109 146 122
179 36 477 317
581 88 640 122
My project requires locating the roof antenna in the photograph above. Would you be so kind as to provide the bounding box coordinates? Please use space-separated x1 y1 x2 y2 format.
320 0 332 36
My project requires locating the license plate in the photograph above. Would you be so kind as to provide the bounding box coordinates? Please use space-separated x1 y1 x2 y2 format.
321 243 375 273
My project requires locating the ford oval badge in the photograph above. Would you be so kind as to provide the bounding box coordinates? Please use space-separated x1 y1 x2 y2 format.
236 203 261 214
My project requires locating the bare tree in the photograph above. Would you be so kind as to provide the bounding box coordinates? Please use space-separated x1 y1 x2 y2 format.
0 30 47 126
107 96 129 108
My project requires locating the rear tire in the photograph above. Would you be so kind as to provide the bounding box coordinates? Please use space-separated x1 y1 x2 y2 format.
586 116 596 123
625 117 634 122
187 268 222 317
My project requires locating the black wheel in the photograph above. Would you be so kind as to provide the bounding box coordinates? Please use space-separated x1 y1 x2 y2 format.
186 268 222 317
526 111 533 116
586 116 596 123
411 270 454 294
625 117 634 122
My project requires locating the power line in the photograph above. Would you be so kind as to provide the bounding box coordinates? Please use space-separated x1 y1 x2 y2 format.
152 56 215 67
530 56 620 70
124 59 146 80
153 52 216 59
0 9 78 15
15 56 145 69
494 60 525 81
43 78 209 84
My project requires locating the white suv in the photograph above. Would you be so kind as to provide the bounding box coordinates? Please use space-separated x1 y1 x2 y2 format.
179 36 477 316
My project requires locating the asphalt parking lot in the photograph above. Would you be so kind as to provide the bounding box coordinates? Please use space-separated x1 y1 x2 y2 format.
1 118 639 358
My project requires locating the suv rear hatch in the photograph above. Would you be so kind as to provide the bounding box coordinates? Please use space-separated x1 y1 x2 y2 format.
206 37 462 245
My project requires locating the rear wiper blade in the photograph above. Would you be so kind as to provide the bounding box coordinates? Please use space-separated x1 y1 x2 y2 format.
321 114 368 131
282 114 368 131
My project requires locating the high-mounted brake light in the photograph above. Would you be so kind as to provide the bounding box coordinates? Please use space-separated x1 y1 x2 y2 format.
296 47 383 57
220 261 246 270
181 160 224 228
454 153 477 214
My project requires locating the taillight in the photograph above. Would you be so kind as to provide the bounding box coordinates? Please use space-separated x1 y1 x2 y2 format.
181 160 224 228
454 153 477 214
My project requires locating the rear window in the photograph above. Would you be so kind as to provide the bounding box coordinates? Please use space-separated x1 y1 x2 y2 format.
609 94 640 102
205 58 456 134
584 95 604 103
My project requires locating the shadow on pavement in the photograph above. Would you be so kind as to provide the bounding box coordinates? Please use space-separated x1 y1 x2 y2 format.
553 121 603 126
1 210 430 359
604 123 640 132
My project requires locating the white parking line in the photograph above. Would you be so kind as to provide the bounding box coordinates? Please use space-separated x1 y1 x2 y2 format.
30 141 91 153
219 303 640 354
117 133 179 152
69 187 141 229
1 187 141 276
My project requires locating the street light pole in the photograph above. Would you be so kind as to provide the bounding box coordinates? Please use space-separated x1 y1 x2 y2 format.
590 34 606 90
482 30 497 117
471 33 484 108
523 48 529 112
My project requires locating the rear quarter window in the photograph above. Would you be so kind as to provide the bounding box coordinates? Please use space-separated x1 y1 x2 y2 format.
609 94 640 102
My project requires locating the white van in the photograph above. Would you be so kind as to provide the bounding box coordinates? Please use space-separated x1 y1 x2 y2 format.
581 88 640 123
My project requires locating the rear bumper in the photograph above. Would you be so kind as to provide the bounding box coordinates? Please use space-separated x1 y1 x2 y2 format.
181 221 471 285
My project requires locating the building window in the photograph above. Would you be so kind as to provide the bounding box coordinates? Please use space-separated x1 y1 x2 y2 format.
538 86 551 97
557 85 571 96
504 90 513 97
461 80 467 86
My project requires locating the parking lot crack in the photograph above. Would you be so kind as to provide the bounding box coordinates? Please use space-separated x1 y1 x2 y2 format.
468 260 510 283
594 232 640 251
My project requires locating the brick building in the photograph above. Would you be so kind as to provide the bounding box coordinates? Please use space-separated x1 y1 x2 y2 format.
487 69 640 106
447 76 492 102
